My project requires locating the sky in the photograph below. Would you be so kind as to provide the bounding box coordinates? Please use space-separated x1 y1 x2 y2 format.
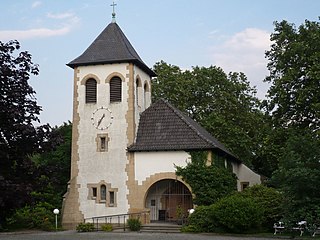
1 0 319 126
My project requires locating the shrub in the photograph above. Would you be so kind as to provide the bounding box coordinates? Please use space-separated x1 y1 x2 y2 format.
241 185 283 230
184 185 283 234
181 224 201 233
6 202 55 231
101 223 113 232
76 222 95 232
184 205 216 232
127 218 141 231
212 194 263 233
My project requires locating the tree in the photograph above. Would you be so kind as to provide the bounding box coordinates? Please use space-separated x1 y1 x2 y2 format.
176 151 237 206
0 40 57 226
262 18 320 225
31 122 72 208
264 19 320 132
153 61 268 168
271 131 320 224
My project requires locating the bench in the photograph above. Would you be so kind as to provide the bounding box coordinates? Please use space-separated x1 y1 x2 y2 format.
312 225 320 237
292 221 307 236
274 221 313 237
273 222 285 235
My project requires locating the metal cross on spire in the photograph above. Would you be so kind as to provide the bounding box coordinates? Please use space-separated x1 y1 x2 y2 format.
111 1 117 23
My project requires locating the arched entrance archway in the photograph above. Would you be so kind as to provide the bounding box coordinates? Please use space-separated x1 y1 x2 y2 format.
145 179 193 222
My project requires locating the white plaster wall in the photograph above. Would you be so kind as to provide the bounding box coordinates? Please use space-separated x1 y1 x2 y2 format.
134 151 191 185
232 162 261 191
75 63 131 219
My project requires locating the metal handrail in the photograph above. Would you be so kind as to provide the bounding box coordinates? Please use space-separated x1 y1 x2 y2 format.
84 210 150 231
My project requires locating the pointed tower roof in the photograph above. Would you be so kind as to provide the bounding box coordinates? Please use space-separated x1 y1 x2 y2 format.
128 99 239 161
67 22 156 77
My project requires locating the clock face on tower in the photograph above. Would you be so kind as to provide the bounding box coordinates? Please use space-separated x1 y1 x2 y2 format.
91 106 113 130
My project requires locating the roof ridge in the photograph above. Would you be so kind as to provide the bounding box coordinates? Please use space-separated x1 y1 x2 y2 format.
114 23 142 61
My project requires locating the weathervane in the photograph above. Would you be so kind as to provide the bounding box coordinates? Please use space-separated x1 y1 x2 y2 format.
111 1 117 23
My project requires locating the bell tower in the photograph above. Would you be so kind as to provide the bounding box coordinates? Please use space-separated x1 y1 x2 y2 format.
61 15 156 229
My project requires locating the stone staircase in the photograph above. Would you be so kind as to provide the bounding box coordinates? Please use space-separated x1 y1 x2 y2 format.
140 222 182 233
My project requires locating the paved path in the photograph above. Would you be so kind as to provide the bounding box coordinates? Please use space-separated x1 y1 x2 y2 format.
0 231 277 240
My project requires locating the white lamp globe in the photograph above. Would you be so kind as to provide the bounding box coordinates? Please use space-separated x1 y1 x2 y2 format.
53 209 60 215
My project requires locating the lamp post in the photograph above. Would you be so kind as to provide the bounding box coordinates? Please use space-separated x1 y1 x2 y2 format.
53 209 59 230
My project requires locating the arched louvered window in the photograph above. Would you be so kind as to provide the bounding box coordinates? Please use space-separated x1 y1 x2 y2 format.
110 76 122 103
85 78 97 103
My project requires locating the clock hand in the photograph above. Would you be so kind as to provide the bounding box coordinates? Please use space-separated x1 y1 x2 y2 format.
97 114 105 127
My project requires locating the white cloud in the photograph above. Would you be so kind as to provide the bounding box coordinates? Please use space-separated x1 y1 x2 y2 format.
0 12 80 41
0 27 70 41
210 28 272 99
31 1 42 9
47 12 74 19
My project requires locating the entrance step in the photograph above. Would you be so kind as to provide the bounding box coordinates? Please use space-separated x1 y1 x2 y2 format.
140 223 182 233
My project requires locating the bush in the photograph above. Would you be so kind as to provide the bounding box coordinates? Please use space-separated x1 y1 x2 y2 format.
127 218 141 231
101 223 113 232
184 185 284 234
184 205 216 232
6 202 55 231
76 222 95 232
212 194 263 233
241 185 283 230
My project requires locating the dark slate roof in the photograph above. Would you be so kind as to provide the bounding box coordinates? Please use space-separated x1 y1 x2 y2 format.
67 22 156 77
128 99 239 161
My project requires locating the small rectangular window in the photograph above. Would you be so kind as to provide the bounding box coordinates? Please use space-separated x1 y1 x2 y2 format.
101 137 106 151
97 134 108 152
151 199 156 206
92 187 97 198
241 182 249 191
109 191 115 206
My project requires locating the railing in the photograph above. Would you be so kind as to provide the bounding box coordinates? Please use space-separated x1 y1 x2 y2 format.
84 210 150 231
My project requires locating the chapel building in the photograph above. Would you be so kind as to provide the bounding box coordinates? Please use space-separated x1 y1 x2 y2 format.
61 16 261 229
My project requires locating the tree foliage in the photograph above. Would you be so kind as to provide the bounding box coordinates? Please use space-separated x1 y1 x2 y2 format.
0 40 59 226
31 122 72 208
271 131 320 224
263 19 320 225
176 151 237 206
264 19 320 131
152 61 268 167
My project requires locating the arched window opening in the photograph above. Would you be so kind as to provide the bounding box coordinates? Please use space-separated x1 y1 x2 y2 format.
110 76 122 102
100 185 106 201
136 78 139 106
85 78 97 103
144 83 148 109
